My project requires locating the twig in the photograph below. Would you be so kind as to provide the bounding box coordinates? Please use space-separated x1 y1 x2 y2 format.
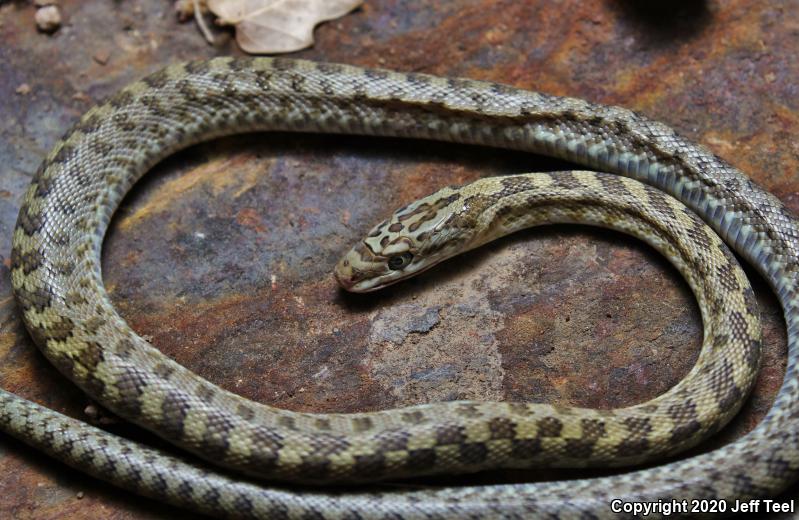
193 0 215 45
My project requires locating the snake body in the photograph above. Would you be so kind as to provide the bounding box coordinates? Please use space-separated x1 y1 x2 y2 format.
6 57 799 517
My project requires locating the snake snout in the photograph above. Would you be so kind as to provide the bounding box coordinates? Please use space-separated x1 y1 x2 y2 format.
334 242 383 292
334 260 357 290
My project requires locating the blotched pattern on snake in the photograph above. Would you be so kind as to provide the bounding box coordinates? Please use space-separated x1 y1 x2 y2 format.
6 57 799 518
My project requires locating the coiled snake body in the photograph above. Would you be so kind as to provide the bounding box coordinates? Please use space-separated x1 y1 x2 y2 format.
6 58 799 518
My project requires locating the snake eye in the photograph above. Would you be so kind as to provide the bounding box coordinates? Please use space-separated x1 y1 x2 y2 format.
388 252 414 270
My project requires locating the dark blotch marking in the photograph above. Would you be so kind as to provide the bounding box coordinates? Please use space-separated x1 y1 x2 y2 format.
508 403 530 416
309 434 350 458
148 471 169 498
17 205 45 236
185 61 212 76
28 315 75 346
667 400 698 421
316 63 345 75
435 424 467 445
175 480 193 500
232 494 254 515
406 448 436 470
153 362 176 380
319 78 336 96
447 78 473 90
488 417 516 439
10 248 45 275
458 442 488 465
717 381 743 412
450 194 495 229
563 418 606 459
406 73 431 85
78 341 106 395
354 452 386 477
84 316 105 334
375 431 410 452
615 436 649 457
79 112 104 135
290 73 307 92
202 411 235 459
491 83 516 96
537 416 563 437
470 92 489 106
580 418 607 440
401 410 426 424
510 438 542 459
409 211 437 232
161 391 191 439
315 418 331 431
278 415 297 431
243 426 283 472
196 384 216 404
500 175 536 195
455 403 482 418
670 419 702 444
115 338 136 360
142 69 171 89
367 220 388 237
228 57 256 71
365 69 390 80
176 79 202 101
114 365 150 417
253 69 275 91
564 438 597 459
202 487 221 509
551 171 583 191
298 457 331 479
237 404 255 421
107 89 135 109
272 58 298 71
352 417 373 432
34 174 56 198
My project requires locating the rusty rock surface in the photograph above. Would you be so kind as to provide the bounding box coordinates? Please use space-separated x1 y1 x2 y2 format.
1 0 798 517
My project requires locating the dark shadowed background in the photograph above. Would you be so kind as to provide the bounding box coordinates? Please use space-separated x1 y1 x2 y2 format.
0 0 797 517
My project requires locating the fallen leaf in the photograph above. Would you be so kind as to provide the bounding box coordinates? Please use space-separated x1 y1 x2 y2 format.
207 0 362 54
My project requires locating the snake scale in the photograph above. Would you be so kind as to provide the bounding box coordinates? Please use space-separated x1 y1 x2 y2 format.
6 57 799 518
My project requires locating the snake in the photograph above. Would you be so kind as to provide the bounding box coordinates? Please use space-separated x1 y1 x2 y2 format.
5 57 799 518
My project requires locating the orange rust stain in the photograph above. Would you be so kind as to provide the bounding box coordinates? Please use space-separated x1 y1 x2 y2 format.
235 207 269 234
117 153 266 231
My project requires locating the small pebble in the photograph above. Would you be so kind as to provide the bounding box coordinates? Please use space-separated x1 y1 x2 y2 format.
93 49 111 65
84 404 99 419
15 83 31 95
76 491 84 499
35 5 62 33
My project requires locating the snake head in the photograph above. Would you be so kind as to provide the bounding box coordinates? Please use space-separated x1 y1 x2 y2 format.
335 185 476 292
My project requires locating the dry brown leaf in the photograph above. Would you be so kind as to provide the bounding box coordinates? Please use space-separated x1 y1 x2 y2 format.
207 0 362 54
